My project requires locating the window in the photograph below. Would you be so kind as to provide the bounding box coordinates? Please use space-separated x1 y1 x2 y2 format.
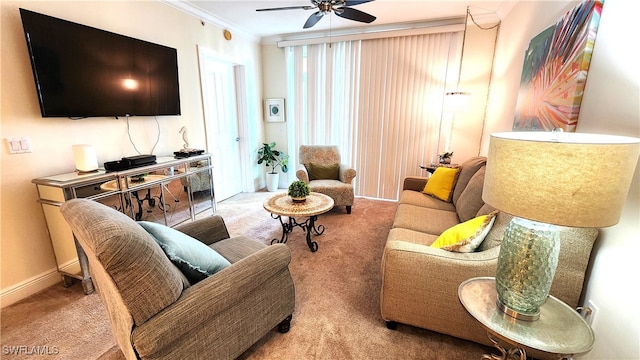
287 32 462 200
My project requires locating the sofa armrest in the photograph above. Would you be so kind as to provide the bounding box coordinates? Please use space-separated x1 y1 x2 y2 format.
173 215 230 245
296 164 309 183
339 164 356 184
380 240 500 342
132 244 293 356
403 176 429 192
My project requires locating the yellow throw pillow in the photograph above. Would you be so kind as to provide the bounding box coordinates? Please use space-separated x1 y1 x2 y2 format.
423 167 460 202
431 210 499 252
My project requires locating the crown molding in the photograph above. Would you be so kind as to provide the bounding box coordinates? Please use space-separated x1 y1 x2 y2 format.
264 16 467 46
159 0 260 43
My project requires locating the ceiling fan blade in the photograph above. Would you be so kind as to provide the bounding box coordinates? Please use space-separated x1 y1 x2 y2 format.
256 6 314 12
303 11 325 28
344 0 375 6
334 7 376 23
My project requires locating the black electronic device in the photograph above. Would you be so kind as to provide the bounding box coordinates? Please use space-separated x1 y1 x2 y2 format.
174 149 205 158
19 8 181 118
122 154 157 167
104 160 130 172
104 155 157 172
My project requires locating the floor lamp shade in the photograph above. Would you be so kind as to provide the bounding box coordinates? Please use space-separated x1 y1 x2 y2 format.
483 132 640 319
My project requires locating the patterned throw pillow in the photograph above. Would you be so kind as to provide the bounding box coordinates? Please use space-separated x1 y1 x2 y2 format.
431 210 499 252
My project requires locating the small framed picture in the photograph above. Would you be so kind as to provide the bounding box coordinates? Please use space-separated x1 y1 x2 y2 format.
264 98 285 122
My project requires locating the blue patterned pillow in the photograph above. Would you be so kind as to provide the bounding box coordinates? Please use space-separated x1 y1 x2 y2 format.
138 221 231 283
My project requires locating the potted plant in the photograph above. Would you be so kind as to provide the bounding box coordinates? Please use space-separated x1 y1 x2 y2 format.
257 142 289 192
288 180 311 203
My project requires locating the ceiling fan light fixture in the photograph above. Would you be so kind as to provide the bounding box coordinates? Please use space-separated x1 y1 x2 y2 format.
257 0 376 29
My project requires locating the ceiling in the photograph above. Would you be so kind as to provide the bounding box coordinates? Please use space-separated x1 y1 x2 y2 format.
167 1 512 42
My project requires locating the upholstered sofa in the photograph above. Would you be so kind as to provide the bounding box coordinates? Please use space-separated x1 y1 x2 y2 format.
380 156 598 354
61 199 295 360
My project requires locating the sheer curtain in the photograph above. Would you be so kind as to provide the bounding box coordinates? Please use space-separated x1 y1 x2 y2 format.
287 31 461 200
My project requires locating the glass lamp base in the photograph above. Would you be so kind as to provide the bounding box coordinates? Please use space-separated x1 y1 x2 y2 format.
495 217 560 321
497 297 540 321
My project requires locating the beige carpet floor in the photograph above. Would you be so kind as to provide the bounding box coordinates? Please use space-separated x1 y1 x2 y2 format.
1 192 492 359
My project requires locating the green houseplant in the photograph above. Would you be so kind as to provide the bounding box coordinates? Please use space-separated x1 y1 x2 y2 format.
257 142 289 192
288 180 311 203
257 142 289 174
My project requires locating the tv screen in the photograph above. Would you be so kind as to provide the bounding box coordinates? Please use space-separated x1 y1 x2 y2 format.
19 8 181 118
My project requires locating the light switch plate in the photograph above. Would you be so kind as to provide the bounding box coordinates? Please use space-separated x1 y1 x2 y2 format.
6 137 32 154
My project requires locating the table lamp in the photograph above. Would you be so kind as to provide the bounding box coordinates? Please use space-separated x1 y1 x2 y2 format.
482 131 640 321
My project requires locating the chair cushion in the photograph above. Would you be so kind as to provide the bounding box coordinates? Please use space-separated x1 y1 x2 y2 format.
139 221 231 283
387 227 439 247
477 211 513 252
423 167 460 202
398 190 456 211
452 156 487 205
431 210 498 252
210 236 267 263
307 162 339 180
392 204 460 235
308 180 354 206
455 166 487 222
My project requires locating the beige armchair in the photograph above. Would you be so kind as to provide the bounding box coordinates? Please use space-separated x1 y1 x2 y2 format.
60 199 295 359
296 145 356 214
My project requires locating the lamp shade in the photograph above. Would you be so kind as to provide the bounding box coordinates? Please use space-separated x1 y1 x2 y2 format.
72 144 98 172
483 132 640 228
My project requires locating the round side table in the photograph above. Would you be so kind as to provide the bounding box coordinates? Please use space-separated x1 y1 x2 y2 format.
263 192 334 252
458 277 594 360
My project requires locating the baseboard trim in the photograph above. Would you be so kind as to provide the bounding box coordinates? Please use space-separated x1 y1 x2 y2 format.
0 264 75 309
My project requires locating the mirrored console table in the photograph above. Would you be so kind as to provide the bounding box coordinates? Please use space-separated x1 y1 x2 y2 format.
32 154 215 294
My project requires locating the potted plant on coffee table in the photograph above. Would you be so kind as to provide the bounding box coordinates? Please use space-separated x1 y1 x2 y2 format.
257 142 289 192
288 180 311 203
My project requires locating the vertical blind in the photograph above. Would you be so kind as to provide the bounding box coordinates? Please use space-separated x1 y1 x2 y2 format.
287 31 462 200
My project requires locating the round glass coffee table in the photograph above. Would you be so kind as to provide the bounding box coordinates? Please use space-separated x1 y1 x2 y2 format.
263 192 334 252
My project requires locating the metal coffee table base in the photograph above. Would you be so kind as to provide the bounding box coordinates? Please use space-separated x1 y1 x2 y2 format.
270 214 325 252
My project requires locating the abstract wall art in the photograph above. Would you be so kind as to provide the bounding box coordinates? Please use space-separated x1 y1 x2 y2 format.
264 98 285 122
513 0 604 132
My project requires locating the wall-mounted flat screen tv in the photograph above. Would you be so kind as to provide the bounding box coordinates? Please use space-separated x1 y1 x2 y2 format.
20 8 181 118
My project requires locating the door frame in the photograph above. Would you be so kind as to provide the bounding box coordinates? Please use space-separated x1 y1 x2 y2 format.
197 45 251 195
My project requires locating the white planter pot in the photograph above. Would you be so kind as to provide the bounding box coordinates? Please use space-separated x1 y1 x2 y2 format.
266 172 279 192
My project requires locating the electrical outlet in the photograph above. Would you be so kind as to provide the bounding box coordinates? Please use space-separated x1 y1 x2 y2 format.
584 300 598 327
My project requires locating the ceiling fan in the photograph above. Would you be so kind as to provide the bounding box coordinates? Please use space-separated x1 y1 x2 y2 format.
257 0 377 29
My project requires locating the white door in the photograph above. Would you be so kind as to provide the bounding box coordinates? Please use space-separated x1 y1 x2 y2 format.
198 50 243 202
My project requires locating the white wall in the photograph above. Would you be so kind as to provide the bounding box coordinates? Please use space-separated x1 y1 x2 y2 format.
483 0 639 358
570 0 640 357
260 45 291 189
0 0 264 306
451 22 499 162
